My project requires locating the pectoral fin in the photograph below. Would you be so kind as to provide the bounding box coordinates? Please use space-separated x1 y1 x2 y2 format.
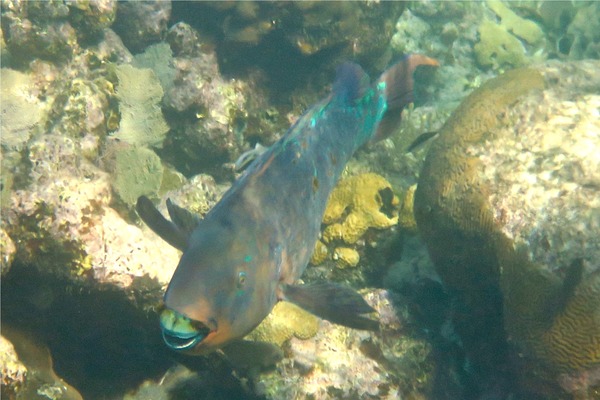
166 198 202 239
136 196 189 251
281 283 379 331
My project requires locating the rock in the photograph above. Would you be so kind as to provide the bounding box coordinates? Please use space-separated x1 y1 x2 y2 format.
4 132 179 287
257 289 434 399
174 2 405 71
1 1 79 65
112 0 171 54
414 60 600 398
0 228 16 276
1 326 83 400
0 334 27 395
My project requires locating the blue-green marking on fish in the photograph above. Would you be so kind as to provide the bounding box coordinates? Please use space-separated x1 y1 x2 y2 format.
136 54 439 355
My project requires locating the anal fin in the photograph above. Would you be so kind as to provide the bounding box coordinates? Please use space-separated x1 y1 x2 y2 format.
281 283 379 331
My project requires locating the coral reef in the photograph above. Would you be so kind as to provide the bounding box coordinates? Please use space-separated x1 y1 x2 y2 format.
415 60 600 398
155 25 267 177
131 42 176 93
257 289 434 400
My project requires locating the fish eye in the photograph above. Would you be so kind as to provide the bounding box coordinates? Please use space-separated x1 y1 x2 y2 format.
237 271 247 288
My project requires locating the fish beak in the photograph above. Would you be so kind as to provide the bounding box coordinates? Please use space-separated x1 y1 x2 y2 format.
159 308 213 351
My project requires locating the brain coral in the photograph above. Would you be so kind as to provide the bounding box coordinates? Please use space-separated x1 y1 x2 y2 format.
414 60 600 398
322 173 399 245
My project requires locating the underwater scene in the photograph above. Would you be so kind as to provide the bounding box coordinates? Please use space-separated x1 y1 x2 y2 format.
1 1 599 399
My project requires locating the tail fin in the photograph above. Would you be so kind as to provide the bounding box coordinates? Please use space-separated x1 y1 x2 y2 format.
371 54 439 143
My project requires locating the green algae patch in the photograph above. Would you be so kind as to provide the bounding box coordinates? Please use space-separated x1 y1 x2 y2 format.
475 1 545 70
487 0 544 45
132 42 175 94
114 64 169 148
1 69 45 150
112 146 164 206
475 20 527 69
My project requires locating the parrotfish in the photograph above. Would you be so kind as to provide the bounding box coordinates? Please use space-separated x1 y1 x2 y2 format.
136 54 438 355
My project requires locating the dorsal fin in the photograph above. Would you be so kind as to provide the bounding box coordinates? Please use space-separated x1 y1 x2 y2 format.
333 62 370 103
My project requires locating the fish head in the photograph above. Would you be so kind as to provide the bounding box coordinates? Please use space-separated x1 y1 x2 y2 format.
159 227 273 354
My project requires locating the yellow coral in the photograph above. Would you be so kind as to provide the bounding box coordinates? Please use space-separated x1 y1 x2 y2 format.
333 247 360 268
310 239 329 265
322 173 399 244
246 301 320 347
398 184 418 232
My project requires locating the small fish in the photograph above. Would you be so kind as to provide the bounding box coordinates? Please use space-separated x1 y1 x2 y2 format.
234 142 269 172
137 54 439 355
406 130 439 153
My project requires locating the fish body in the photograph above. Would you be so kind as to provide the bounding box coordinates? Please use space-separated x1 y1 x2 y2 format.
137 54 438 354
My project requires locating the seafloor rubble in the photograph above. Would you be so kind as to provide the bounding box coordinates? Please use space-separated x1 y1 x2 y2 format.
1 1 600 399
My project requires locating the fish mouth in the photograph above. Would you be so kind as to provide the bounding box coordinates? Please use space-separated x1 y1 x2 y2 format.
159 308 212 351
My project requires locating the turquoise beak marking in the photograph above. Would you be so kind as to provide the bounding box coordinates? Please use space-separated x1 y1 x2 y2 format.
159 308 209 350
